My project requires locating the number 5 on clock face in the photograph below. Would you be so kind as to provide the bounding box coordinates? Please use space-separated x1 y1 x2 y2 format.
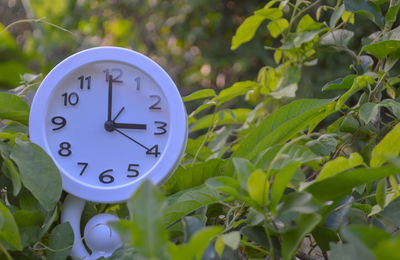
29 47 187 203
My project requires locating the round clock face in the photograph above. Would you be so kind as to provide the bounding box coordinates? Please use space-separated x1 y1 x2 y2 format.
29 47 187 203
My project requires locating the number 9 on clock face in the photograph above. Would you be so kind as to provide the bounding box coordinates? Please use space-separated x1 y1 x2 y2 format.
29 47 187 203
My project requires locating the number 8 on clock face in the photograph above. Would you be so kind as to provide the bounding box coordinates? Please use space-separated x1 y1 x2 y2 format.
29 47 188 203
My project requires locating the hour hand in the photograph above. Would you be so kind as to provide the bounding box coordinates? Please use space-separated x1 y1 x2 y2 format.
113 123 147 130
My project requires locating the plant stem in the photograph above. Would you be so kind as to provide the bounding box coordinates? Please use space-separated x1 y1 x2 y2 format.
241 240 271 256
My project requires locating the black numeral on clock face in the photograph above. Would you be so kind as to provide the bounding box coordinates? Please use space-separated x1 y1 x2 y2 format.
154 121 167 135
146 145 160 157
78 75 91 90
99 169 114 184
51 116 66 131
62 92 79 106
127 164 139 177
77 162 88 176
58 142 72 157
149 95 161 110
104 68 123 82
134 77 140 90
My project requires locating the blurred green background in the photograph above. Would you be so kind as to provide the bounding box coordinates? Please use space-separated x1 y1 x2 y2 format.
0 0 372 100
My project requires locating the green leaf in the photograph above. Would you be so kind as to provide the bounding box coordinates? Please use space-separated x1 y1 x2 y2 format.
316 153 364 182
340 225 389 253
14 210 44 248
267 18 289 38
0 201 21 250
182 89 216 102
344 0 384 28
1 157 21 196
163 184 225 227
232 157 256 191
296 14 324 32
190 108 250 132
127 180 169 259
362 26 400 58
231 15 266 50
247 169 269 206
10 140 62 211
270 163 299 213
374 235 400 259
376 179 387 209
385 1 400 29
254 8 282 20
0 61 30 87
162 159 223 195
322 75 356 92
282 213 322 260
305 165 398 201
256 143 321 170
320 29 354 46
306 134 337 156
221 231 241 250
370 122 400 167
233 99 333 161
168 226 222 260
0 93 29 125
330 5 345 27
277 192 322 217
359 103 379 124
47 223 74 260
213 81 258 105
336 75 375 110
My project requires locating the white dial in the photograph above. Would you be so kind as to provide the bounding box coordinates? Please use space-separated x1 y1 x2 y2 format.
29 47 187 203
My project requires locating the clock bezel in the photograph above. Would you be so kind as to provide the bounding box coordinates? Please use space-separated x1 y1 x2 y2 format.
29 47 187 203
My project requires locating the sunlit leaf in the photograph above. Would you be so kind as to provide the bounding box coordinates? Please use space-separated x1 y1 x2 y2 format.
370 122 400 167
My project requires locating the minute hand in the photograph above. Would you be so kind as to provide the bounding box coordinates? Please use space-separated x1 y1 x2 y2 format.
113 123 147 130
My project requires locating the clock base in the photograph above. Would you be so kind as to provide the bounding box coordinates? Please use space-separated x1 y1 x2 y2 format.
61 194 122 259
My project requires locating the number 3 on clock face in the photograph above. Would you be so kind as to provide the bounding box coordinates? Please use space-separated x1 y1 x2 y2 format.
29 47 187 203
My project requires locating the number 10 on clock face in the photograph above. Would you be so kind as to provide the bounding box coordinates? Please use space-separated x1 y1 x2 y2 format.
46 61 169 186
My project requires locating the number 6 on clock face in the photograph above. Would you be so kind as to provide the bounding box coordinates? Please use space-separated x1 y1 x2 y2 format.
29 47 188 203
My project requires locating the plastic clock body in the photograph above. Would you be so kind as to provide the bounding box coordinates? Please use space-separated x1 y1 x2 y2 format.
29 47 187 203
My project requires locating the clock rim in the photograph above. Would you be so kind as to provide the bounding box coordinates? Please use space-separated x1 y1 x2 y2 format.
29 46 187 203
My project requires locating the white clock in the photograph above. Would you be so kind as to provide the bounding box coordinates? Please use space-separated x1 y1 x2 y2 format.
29 46 187 203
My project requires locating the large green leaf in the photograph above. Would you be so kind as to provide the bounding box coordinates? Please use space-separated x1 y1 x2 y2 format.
190 108 250 132
231 7 282 50
233 99 333 161
47 222 73 260
282 213 322 260
10 140 62 211
127 180 169 259
14 210 44 248
212 81 258 106
182 89 216 102
168 226 222 260
336 75 375 110
362 26 400 58
255 143 321 170
163 184 225 227
0 93 29 125
162 159 224 195
322 75 356 92
344 0 384 28
370 122 400 167
247 169 269 207
270 163 299 214
0 201 21 250
316 153 364 181
305 165 398 201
